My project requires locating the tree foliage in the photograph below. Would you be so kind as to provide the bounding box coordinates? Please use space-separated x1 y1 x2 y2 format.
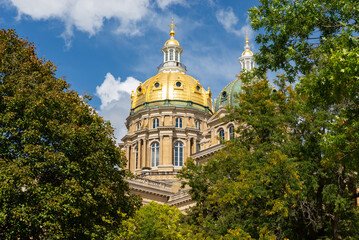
181 0 359 239
250 0 359 238
0 29 141 239
181 77 304 239
116 202 191 240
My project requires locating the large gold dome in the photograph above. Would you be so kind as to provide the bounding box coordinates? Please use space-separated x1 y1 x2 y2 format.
130 72 213 114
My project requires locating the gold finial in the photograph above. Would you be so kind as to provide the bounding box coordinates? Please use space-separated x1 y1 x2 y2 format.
168 18 176 37
245 33 249 45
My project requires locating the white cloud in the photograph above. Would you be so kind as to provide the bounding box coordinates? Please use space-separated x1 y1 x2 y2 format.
96 73 140 108
8 0 187 42
8 0 151 44
96 73 140 141
156 0 185 9
216 7 253 41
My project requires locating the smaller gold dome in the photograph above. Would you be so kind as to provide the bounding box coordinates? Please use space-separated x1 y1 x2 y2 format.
242 49 253 56
165 38 180 46
242 34 253 56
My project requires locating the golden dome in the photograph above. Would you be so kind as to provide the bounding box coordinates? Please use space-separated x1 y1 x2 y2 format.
165 38 180 46
131 72 213 114
242 49 253 56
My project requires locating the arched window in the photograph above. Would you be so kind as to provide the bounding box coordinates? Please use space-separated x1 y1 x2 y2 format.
229 125 235 140
165 51 168 61
174 142 184 166
137 122 141 130
195 121 201 130
151 142 159 167
169 49 174 61
175 51 178 61
152 118 159 129
219 129 225 141
175 118 183 128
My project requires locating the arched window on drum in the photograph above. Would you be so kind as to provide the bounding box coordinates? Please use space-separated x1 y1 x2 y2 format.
151 142 160 167
174 142 184 167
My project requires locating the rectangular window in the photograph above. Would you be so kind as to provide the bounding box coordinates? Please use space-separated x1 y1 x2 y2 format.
179 147 183 166
169 49 173 61
156 147 159 166
174 147 178 166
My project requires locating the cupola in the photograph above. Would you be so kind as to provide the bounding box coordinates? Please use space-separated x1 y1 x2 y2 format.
239 34 255 71
158 19 186 74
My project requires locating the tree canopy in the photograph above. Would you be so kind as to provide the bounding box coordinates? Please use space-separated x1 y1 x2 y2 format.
0 29 141 239
180 0 359 239
116 201 191 240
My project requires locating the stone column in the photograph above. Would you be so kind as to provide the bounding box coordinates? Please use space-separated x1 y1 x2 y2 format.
186 138 191 158
125 145 130 170
158 135 164 167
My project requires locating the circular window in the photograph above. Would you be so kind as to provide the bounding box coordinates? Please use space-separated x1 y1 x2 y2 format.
154 82 160 88
222 91 227 98
138 87 142 92
196 85 200 91
176 81 182 87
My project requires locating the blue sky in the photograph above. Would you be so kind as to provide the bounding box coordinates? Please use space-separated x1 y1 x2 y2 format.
1 0 259 141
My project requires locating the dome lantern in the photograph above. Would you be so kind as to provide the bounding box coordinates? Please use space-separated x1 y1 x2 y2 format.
239 34 255 71
158 18 186 74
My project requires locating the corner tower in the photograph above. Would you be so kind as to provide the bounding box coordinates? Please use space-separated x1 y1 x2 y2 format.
239 34 255 71
215 36 255 111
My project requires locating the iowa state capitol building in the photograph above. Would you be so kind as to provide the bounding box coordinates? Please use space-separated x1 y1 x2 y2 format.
120 20 255 211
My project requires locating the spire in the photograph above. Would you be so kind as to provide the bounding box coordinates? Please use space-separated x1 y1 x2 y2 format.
239 34 255 71
242 33 253 57
169 18 176 38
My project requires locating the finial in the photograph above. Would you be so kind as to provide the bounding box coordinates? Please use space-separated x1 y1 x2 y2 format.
245 33 249 45
168 17 176 38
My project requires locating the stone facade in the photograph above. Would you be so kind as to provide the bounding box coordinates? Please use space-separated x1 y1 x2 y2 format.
120 21 254 212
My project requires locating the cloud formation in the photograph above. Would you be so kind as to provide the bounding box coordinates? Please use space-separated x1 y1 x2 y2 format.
96 73 140 141
216 7 253 40
156 0 185 9
7 0 184 45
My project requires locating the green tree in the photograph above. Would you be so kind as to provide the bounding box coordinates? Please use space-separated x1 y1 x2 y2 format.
181 76 304 239
181 0 359 236
0 29 141 239
117 202 191 240
250 0 359 239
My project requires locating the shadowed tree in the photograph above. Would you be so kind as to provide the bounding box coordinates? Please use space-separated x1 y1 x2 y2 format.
0 29 141 239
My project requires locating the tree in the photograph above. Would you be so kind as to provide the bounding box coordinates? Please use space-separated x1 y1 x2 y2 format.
116 202 191 240
181 76 304 239
181 1 359 238
249 0 359 239
0 29 141 239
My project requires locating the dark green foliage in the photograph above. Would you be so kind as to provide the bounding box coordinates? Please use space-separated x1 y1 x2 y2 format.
0 29 141 239
181 0 359 239
181 76 304 239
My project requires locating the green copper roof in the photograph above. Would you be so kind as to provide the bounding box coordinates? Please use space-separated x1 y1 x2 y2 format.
214 77 243 112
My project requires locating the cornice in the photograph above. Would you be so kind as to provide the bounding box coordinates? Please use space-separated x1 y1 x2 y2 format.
191 143 224 160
